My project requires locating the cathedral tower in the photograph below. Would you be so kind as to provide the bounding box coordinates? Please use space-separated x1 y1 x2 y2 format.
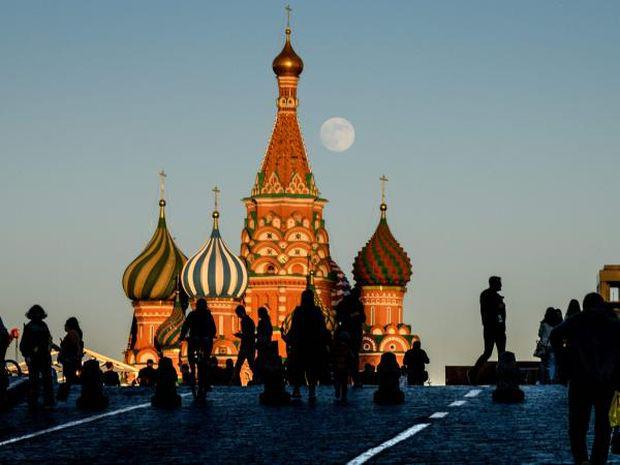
352 177 416 367
240 16 335 353
122 172 187 368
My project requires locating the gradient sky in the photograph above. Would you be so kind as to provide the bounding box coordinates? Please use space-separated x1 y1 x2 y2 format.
1 1 619 383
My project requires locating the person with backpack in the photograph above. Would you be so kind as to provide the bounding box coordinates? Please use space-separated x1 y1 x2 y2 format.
19 305 54 409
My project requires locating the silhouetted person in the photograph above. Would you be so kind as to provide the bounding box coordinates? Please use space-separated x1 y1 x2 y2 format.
137 359 157 387
77 359 108 410
286 289 331 401
403 340 430 386
492 351 524 403
468 276 506 384
232 305 256 384
151 357 181 409
19 305 54 409
102 361 120 387
180 363 193 386
566 299 581 319
361 364 377 385
259 342 291 406
254 307 273 384
538 307 562 384
179 298 216 400
56 317 84 401
331 330 354 403
373 352 404 405
224 358 240 386
0 316 16 409
335 287 366 387
551 292 620 465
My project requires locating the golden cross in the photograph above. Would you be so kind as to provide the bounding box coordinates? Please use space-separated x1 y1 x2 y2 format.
212 185 221 211
159 169 167 201
285 5 292 28
380 174 389 204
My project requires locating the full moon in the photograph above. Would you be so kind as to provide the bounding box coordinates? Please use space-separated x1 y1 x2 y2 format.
320 117 355 152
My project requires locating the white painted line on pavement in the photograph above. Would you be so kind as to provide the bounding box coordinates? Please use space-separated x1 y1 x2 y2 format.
346 423 430 465
449 400 467 407
464 389 482 398
0 393 193 448
429 411 448 419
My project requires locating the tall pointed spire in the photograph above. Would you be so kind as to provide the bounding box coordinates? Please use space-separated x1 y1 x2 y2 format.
253 11 316 197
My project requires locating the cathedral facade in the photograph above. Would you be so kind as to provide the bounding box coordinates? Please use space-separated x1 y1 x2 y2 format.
121 19 417 373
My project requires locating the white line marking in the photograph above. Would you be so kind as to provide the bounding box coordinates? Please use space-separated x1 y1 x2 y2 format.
346 423 430 465
0 393 193 448
449 400 467 407
429 411 448 419
464 389 482 398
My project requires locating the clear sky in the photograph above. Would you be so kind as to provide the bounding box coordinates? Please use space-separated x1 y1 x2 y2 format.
1 1 619 383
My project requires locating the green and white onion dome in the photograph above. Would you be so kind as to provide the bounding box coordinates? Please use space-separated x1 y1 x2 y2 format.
122 200 187 301
181 210 249 300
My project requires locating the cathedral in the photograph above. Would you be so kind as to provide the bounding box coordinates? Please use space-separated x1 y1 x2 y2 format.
121 18 417 375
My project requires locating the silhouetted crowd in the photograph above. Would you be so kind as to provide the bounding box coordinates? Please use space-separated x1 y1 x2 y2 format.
3 276 619 464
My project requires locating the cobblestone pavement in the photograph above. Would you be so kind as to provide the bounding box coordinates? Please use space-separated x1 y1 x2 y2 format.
0 385 617 465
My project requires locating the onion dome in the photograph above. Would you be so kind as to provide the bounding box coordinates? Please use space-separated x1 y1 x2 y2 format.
272 27 303 77
182 207 249 300
154 289 186 351
122 199 187 301
329 259 351 307
353 202 413 287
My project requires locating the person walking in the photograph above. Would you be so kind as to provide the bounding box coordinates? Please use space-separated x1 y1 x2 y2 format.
537 308 561 384
286 289 331 402
179 298 216 400
468 276 506 385
403 340 430 386
232 305 256 384
254 307 273 384
19 305 54 409
551 292 620 465
331 330 354 402
335 286 366 387
56 317 84 400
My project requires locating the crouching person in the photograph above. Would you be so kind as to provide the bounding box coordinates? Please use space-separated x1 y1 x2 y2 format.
373 352 404 405
151 357 181 409
77 359 108 410
492 351 524 403
259 342 290 406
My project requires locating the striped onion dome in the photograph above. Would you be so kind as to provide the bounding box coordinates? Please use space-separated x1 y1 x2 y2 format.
329 259 351 307
155 289 185 350
181 210 249 300
122 200 187 301
353 203 412 287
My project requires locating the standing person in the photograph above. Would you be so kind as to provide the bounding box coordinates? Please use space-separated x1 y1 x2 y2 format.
231 305 256 384
0 316 16 408
19 305 54 409
254 307 273 384
566 299 581 319
179 298 216 400
403 340 430 386
468 276 507 385
551 293 620 465
137 360 157 387
286 289 331 402
335 287 366 387
373 352 405 405
56 317 84 400
537 308 561 384
331 330 354 403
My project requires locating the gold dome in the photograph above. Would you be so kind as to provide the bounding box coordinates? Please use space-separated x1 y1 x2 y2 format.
272 28 303 77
